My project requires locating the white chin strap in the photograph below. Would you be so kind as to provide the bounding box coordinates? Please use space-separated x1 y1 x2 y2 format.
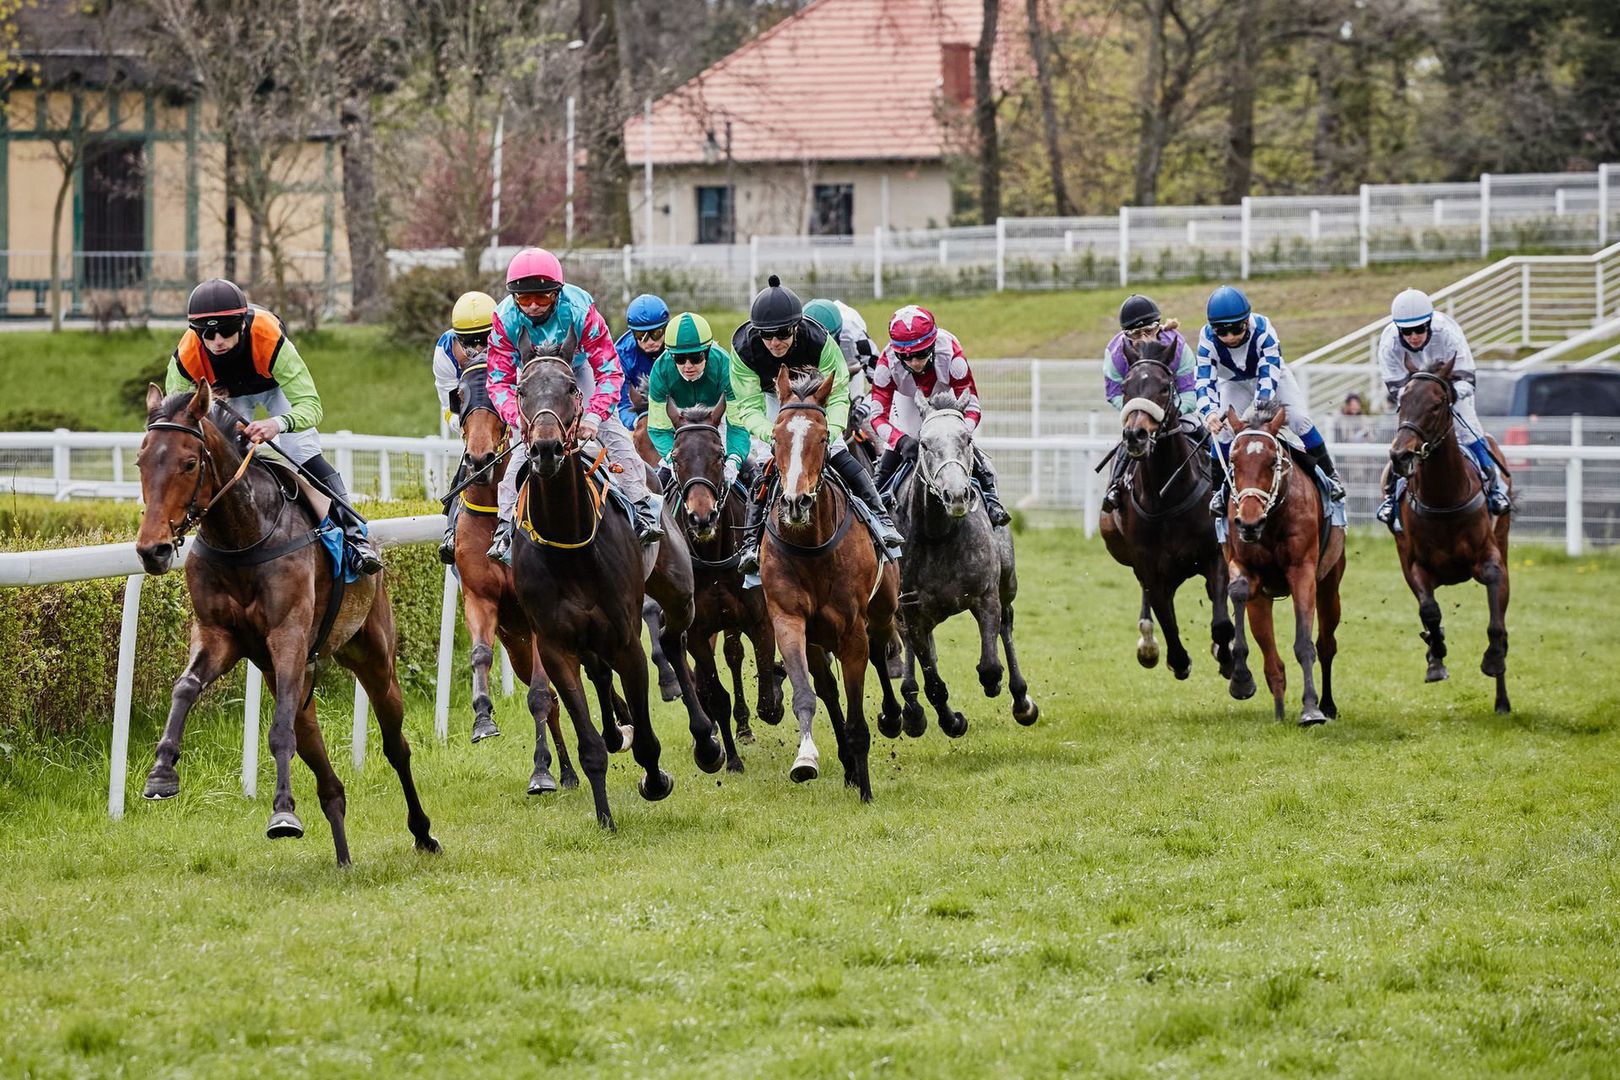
1121 397 1166 425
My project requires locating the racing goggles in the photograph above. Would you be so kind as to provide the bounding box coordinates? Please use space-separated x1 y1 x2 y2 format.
512 286 562 307
190 316 244 341
456 330 491 350
758 326 795 342
1212 320 1248 339
1397 321 1432 340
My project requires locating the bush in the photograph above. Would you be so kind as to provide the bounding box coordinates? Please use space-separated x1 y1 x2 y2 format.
386 266 494 348
0 407 98 432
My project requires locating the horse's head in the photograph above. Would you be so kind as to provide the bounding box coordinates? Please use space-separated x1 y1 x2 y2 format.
516 332 582 478
1390 353 1457 479
771 366 833 527
667 396 729 542
1227 401 1290 545
456 360 507 478
916 389 975 517
135 380 234 574
1119 338 1179 460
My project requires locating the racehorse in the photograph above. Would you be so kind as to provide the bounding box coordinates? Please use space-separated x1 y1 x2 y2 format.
510 346 724 830
1099 340 1235 680
889 390 1037 737
135 383 437 865
1223 401 1346 726
1388 355 1513 713
761 368 902 800
450 360 579 793
665 396 784 771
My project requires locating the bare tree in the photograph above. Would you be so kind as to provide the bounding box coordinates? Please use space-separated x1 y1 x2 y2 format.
579 0 633 245
975 0 1002 222
1129 0 1220 206
1024 0 1073 215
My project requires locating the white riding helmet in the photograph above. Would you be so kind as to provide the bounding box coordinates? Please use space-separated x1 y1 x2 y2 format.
1391 288 1434 328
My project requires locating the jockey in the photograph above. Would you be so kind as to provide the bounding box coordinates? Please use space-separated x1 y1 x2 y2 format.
1101 293 1198 514
431 290 498 564
805 298 880 392
645 312 751 484
730 275 904 574
1198 285 1345 516
613 292 670 431
165 278 382 574
1376 288 1511 522
870 305 1012 527
485 247 663 562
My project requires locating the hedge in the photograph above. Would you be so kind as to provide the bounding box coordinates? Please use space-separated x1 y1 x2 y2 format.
0 498 450 741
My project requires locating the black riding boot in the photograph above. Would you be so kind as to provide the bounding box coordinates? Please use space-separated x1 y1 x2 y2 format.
1101 449 1129 515
830 448 904 557
874 448 904 511
1306 443 1346 502
735 475 773 575
972 449 1012 527
1376 468 1401 530
305 454 383 575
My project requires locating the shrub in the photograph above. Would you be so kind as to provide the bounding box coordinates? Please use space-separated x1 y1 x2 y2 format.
386 266 494 348
0 407 97 432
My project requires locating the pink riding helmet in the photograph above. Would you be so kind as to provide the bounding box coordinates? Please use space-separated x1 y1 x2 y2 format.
506 248 565 293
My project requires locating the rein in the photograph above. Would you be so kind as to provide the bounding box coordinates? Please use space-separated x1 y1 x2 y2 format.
518 446 610 550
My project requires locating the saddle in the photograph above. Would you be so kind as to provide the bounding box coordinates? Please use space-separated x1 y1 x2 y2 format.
260 457 332 526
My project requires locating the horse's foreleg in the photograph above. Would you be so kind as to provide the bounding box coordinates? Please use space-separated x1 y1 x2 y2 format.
1286 566 1324 726
144 629 240 800
292 695 350 866
507 635 563 794
465 594 502 743
643 599 682 703
1206 555 1235 679
972 592 1006 698
1479 555 1511 714
264 626 314 840
868 621 905 739
547 651 615 829
999 603 1038 726
1135 590 1159 669
748 620 783 727
1146 583 1191 680
811 645 856 789
612 638 675 802
722 631 754 743
1403 561 1448 682
1316 563 1343 721
658 620 724 775
912 624 963 739
836 634 875 802
692 632 742 773
1226 570 1258 701
772 619 821 783
1246 598 1287 722
344 615 438 853
895 637 922 739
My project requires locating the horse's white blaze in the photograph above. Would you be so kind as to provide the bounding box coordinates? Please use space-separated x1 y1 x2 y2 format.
1246 441 1267 456
784 413 813 495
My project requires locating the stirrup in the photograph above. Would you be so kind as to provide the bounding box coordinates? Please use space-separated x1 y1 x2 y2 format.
487 520 515 564
1327 474 1346 502
1375 495 1398 525
1101 484 1120 514
1208 487 1227 517
737 538 761 575
1488 489 1512 516
437 530 457 566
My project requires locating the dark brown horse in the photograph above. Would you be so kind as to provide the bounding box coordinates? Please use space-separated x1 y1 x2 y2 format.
510 353 724 830
1099 340 1234 680
134 382 437 865
665 396 784 772
450 360 579 792
1388 356 1513 713
762 369 901 800
1223 402 1346 726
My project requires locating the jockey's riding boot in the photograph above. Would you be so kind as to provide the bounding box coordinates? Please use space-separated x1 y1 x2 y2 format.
736 482 771 575
832 450 904 558
1307 444 1346 503
1375 470 1401 529
632 493 665 544
972 454 1013 527
438 497 462 566
1101 451 1129 514
1208 481 1228 518
306 455 382 575
487 517 516 565
1472 439 1512 515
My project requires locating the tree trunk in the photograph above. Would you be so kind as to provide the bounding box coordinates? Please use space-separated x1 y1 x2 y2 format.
224 135 238 281
339 92 388 321
975 0 1002 223
580 0 632 246
1220 0 1258 203
49 172 71 333
1025 0 1072 215
1132 0 1167 207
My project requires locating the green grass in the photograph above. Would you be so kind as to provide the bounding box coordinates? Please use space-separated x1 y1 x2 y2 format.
3 530 1619 1076
0 259 1487 439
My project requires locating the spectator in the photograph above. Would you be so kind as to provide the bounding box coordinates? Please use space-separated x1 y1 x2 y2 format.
1336 391 1375 443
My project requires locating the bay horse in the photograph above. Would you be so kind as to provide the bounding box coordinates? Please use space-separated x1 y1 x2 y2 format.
510 350 724 831
889 390 1037 738
1388 355 1512 713
1223 401 1346 726
1099 340 1234 680
762 368 902 800
449 360 579 792
134 382 437 865
665 396 784 771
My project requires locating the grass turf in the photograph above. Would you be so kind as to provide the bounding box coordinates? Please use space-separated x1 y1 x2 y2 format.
2 529 1618 1076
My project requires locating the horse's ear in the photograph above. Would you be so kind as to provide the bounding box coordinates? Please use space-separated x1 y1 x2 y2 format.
956 391 969 413
1226 405 1244 432
814 371 834 406
708 396 727 426
665 394 683 429
1403 353 1418 375
774 366 792 401
145 382 164 415
1267 407 1288 435
187 380 212 421
1122 339 1139 365
1435 353 1457 379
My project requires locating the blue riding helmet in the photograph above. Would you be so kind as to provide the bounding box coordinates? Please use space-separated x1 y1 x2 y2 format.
626 293 671 332
1206 285 1251 324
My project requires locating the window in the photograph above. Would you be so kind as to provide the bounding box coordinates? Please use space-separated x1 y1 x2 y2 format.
82 139 146 288
810 184 854 237
696 185 734 244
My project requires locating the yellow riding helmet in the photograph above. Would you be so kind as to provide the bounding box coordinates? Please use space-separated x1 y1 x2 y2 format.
451 291 497 335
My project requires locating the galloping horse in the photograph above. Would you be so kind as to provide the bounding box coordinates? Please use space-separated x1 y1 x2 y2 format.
510 347 724 831
665 397 784 771
449 360 579 793
1388 355 1513 713
1099 340 1234 680
1223 402 1346 726
135 383 437 865
762 369 902 800
889 390 1037 737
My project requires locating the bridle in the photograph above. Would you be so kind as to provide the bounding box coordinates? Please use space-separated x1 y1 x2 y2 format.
915 408 973 502
143 414 269 547
1230 427 1291 527
775 399 831 504
1393 370 1457 466
517 356 587 450
670 421 732 526
1120 357 1180 457
513 355 612 550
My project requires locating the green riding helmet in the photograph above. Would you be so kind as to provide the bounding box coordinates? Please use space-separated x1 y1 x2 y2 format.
666 311 714 354
804 298 843 338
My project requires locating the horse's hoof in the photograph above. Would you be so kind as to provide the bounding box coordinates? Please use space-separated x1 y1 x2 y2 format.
528 771 558 795
1426 664 1449 683
1136 643 1160 669
638 770 674 802
266 811 305 840
726 756 745 774
941 712 968 739
470 717 501 743
902 705 928 739
1496 699 1512 716
760 706 783 727
790 757 819 784
415 835 442 854
695 737 725 775
615 724 635 752
1481 657 1505 678
660 680 682 704
1229 673 1257 700
1013 697 1040 726
1298 709 1328 728
142 772 179 801
559 768 580 791
878 708 903 739
736 718 755 744
1172 663 1191 681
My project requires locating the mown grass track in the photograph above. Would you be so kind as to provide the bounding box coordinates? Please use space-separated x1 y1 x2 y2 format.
2 530 1619 1077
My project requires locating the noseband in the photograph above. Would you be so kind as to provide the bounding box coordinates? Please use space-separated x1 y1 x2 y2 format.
1230 427 1291 526
1120 358 1180 454
1394 370 1457 464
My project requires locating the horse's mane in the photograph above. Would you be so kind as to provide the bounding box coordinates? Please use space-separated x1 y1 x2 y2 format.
676 403 716 424
925 387 966 414
153 389 246 443
786 368 824 399
1243 398 1285 425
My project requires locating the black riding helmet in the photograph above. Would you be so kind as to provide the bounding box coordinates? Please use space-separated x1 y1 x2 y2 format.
187 278 248 332
750 274 803 334
1119 294 1160 332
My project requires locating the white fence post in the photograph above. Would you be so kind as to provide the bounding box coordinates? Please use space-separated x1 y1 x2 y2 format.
1240 196 1252 281
1601 164 1612 248
1521 262 1532 345
1083 411 1099 538
995 217 1007 292
111 446 123 485
1026 359 1042 506
1598 261 1608 325
434 565 458 742
748 234 759 297
938 237 948 267
873 225 884 301
1433 199 1444 226
1555 188 1567 216
621 245 632 305
335 431 354 488
107 573 143 820
378 450 392 501
352 679 368 770
53 427 70 489
242 664 261 798
1567 414 1584 557
1118 207 1130 287
1309 209 1321 242
1480 173 1492 259
1358 185 1370 268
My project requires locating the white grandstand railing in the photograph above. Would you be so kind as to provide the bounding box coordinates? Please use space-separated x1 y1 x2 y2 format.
1292 241 1620 414
1511 315 1620 371
0 515 483 821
